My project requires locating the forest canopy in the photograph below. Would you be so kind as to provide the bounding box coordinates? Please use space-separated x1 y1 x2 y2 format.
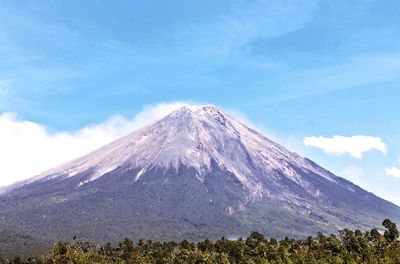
1 219 400 264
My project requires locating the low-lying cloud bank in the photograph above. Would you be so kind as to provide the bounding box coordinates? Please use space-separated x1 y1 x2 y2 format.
0 102 262 187
0 102 195 187
303 135 387 159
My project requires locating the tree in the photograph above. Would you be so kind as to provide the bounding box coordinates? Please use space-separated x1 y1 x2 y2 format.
197 238 214 252
383 219 399 243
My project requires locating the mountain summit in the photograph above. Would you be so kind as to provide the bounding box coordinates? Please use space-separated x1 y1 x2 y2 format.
1 105 400 243
30 105 337 204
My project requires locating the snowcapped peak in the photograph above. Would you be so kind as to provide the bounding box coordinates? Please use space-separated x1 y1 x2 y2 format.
29 105 337 198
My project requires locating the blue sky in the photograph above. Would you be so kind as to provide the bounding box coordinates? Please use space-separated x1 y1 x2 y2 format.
1 0 400 204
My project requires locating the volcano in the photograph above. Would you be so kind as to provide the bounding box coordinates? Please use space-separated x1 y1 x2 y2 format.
1 105 399 244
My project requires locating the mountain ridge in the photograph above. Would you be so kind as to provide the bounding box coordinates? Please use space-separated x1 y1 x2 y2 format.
1 104 400 245
21 105 339 203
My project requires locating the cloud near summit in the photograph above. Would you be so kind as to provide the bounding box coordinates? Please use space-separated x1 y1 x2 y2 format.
0 102 196 187
0 102 260 187
303 135 387 159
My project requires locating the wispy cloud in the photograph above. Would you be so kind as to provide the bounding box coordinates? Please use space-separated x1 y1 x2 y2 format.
176 0 319 57
303 135 387 159
247 54 400 107
297 55 400 93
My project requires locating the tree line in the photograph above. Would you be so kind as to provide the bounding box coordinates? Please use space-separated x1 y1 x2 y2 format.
1 219 399 264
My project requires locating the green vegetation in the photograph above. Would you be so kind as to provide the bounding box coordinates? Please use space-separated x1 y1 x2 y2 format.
2 219 400 264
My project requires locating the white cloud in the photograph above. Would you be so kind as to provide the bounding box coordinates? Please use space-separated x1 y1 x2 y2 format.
0 102 197 187
303 135 387 159
385 158 400 178
385 167 400 178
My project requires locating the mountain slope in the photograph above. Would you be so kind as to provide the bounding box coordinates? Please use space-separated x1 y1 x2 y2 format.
1 105 399 244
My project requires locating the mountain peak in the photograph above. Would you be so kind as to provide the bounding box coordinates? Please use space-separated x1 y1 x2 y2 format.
169 104 224 118
29 104 337 203
5 105 400 243
166 104 237 134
